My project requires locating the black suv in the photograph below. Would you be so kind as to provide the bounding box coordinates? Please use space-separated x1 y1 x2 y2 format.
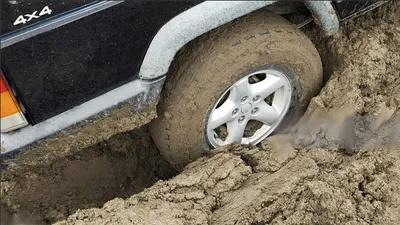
0 0 385 169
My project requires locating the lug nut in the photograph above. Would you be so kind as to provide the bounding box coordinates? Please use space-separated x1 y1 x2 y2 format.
238 116 245 122
251 107 259 114
253 95 261 102
232 108 239 115
241 96 248 102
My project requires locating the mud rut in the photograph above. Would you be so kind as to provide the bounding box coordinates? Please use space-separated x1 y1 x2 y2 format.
2 1 400 225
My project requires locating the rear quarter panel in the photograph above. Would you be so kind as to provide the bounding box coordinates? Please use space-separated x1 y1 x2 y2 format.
1 0 200 124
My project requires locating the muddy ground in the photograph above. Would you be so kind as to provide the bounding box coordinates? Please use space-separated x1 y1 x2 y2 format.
2 1 400 225
1 119 176 224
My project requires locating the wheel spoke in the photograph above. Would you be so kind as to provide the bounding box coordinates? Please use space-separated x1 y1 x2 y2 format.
209 100 236 129
250 75 285 99
229 78 250 102
253 102 280 125
225 119 247 144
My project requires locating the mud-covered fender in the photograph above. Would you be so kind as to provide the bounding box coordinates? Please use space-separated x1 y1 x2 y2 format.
303 1 340 36
138 1 339 81
138 1 277 80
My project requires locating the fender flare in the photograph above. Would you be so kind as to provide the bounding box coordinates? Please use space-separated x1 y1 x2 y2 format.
138 1 339 80
138 1 277 80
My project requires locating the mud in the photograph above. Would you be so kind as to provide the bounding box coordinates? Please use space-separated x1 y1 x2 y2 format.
55 143 399 225
55 1 400 225
1 1 399 225
294 0 400 152
1 113 175 224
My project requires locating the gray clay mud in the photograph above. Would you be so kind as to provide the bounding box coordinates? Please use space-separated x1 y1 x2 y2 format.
1 124 175 224
1 1 399 225
56 1 400 224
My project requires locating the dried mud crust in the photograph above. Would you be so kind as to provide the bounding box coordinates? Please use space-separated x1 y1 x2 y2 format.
58 1 399 225
150 10 322 170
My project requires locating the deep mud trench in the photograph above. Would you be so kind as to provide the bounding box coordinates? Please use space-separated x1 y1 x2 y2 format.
1 126 175 224
1 1 400 225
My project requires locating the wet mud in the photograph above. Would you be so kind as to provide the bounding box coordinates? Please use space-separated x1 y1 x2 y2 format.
1 1 399 225
56 1 400 224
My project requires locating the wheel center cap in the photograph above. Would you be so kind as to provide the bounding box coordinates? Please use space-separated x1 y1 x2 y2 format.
241 103 252 113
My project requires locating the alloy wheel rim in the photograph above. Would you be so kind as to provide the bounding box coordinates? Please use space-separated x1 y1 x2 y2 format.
206 67 293 147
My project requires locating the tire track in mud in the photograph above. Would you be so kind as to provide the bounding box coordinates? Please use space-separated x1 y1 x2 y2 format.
1 125 175 224
2 1 400 225
55 144 400 225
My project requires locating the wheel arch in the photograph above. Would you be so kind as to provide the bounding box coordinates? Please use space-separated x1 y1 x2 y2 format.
138 1 277 80
138 1 339 81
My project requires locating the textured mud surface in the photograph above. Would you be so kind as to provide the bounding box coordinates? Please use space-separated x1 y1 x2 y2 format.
2 1 400 225
56 1 400 225
56 144 400 225
0 109 175 224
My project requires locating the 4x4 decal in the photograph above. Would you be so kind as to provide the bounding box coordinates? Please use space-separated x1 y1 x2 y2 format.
13 6 52 26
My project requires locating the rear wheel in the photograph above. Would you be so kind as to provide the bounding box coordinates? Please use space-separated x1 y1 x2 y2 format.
149 10 323 170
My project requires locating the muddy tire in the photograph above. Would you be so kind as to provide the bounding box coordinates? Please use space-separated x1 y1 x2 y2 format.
149 10 323 170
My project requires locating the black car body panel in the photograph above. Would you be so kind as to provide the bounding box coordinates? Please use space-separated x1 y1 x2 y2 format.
1 0 200 123
333 0 383 20
1 0 98 35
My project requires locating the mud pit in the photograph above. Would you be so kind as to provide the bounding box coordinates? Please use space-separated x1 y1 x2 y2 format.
1 123 175 224
2 1 400 225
